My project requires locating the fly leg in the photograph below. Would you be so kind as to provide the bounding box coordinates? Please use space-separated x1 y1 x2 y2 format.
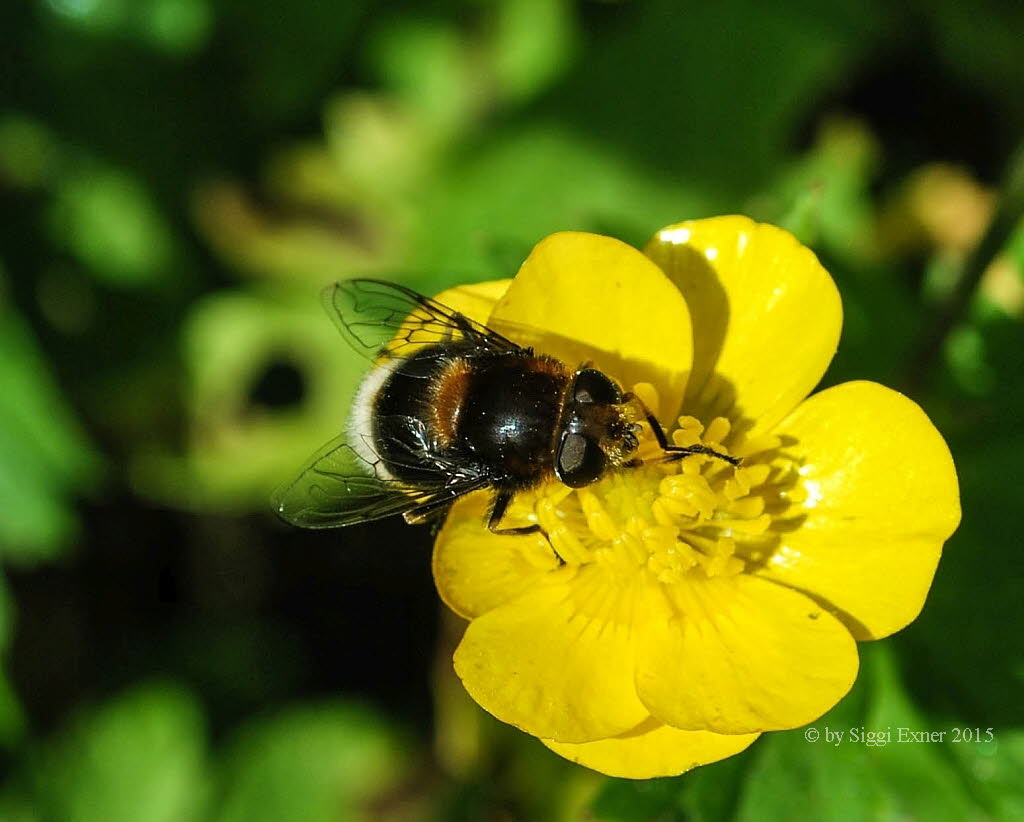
403 497 455 525
622 392 741 466
487 489 541 536
487 490 564 565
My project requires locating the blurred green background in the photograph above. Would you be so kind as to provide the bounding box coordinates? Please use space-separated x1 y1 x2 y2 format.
1 0 1023 819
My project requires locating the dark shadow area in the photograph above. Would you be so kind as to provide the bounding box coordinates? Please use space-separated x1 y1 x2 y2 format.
248 357 307 410
7 498 439 738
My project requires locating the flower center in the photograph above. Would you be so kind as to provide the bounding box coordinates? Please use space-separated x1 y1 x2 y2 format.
508 383 799 583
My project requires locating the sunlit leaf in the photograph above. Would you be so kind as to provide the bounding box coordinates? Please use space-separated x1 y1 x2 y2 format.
491 0 575 105
414 125 709 288
48 164 175 287
32 683 208 822
367 18 471 137
215 702 413 822
0 283 100 559
734 646 1001 822
945 728 1024 820
134 286 365 510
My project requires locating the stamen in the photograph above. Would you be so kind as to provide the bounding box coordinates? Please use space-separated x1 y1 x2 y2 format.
508 384 798 586
577 489 619 542
704 416 732 445
630 382 661 418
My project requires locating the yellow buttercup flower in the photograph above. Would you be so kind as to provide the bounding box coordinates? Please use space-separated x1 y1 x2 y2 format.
429 216 961 778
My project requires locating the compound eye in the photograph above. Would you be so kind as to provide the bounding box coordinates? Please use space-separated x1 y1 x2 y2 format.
573 368 622 405
555 432 607 488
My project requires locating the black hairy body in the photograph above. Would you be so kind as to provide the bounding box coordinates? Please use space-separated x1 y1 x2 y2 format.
371 344 572 494
275 279 739 544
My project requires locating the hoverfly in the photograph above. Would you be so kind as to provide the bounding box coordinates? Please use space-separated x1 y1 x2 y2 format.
274 280 737 538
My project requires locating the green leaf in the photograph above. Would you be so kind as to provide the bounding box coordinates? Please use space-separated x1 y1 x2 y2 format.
550 0 892 198
945 728 1024 820
0 114 61 189
367 19 472 137
679 747 756 822
944 324 997 397
134 0 213 56
734 673 882 822
861 647 987 822
415 124 710 288
490 0 576 105
1009 221 1024 273
734 646 993 822
215 0 365 125
0 667 26 748
0 574 26 747
136 286 366 511
0 288 100 560
590 778 684 822
0 783 40 822
47 164 176 287
215 702 412 822
902 428 1024 727
765 117 879 262
32 683 208 822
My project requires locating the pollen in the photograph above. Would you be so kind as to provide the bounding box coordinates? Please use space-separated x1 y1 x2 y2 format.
510 384 787 584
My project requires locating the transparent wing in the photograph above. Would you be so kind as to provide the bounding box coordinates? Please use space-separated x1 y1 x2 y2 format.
276 279 518 529
273 432 493 529
322 279 525 362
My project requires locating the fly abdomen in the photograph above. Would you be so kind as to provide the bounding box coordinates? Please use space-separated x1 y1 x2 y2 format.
455 356 570 486
367 346 457 485
356 342 570 491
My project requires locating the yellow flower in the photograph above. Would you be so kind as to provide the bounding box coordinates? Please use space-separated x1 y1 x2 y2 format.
429 216 961 778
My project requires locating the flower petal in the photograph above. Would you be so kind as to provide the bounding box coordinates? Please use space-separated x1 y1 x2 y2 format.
489 232 693 420
433 493 560 620
644 216 841 438
432 279 511 324
542 717 759 778
635 574 858 734
757 380 961 640
453 566 650 743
